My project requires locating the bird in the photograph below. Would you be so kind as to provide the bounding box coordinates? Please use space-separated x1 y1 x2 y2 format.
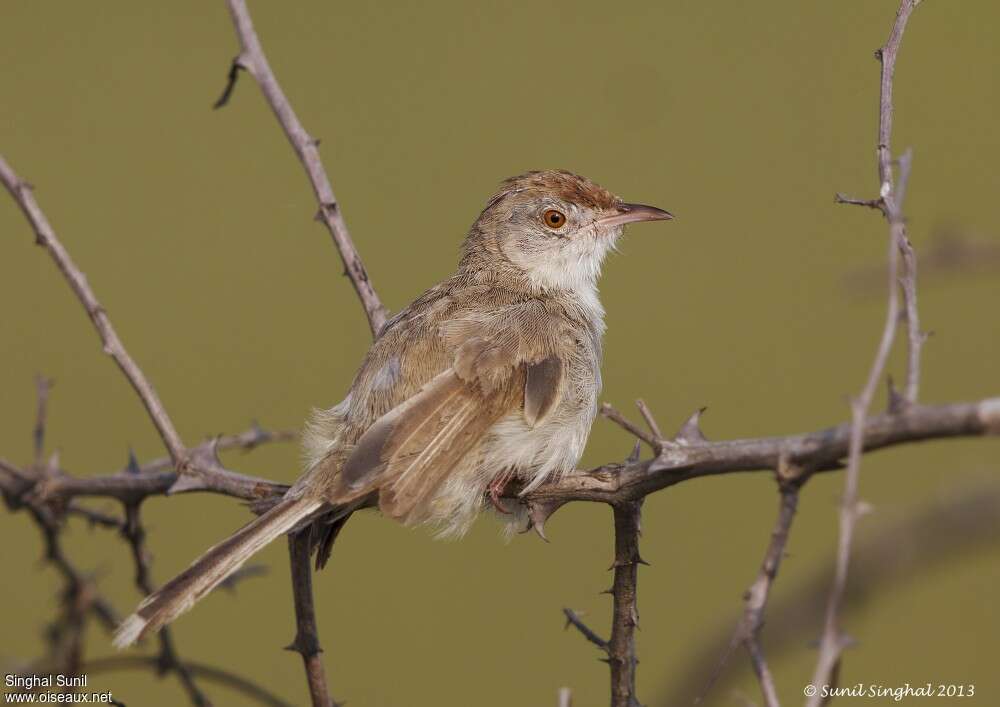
113 169 672 648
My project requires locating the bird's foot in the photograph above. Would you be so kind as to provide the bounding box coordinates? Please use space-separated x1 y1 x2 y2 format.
488 471 515 514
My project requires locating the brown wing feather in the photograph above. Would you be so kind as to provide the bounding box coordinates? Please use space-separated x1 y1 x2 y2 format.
334 370 466 501
333 317 564 524
377 374 521 523
524 355 563 427
333 365 524 523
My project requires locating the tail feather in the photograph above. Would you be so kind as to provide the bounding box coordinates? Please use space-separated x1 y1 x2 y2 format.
113 495 324 649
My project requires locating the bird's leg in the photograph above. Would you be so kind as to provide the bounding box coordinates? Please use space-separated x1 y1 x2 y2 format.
488 468 515 514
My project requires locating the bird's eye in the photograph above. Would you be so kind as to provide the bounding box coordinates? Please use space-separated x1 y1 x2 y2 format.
542 209 567 229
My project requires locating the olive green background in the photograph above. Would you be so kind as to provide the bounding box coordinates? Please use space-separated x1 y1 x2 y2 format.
2 2 998 705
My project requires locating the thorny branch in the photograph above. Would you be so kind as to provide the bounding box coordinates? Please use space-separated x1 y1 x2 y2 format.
121 502 210 706
286 531 338 707
214 0 387 338
738 481 800 707
607 500 644 707
808 2 924 702
562 499 647 707
0 385 287 703
1 0 997 705
518 399 999 508
211 0 395 700
563 608 609 652
699 469 804 707
85 655 296 707
0 155 287 515
0 157 186 464
665 481 1000 706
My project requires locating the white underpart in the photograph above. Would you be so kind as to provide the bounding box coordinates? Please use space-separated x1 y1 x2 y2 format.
431 406 593 539
302 394 351 472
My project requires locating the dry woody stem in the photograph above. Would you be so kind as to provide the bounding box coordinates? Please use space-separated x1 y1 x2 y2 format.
216 0 387 337
808 2 924 701
1 0 997 706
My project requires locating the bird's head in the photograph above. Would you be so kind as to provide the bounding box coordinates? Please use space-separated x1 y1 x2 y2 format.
463 170 672 293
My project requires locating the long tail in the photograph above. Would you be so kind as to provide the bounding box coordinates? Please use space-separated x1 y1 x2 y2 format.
113 495 325 649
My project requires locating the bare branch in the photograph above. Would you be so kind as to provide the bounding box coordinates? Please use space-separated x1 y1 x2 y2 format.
563 608 608 652
834 193 882 210
601 403 659 452
520 398 1000 507
217 0 387 336
85 655 296 707
563 503 645 707
0 461 121 659
1 3 993 706
286 531 338 707
667 481 1000 706
2 412 291 707
635 399 664 441
0 157 187 462
30 433 291 505
808 1 923 700
696 477 801 707
120 503 210 705
608 500 644 707
739 481 802 707
895 150 924 404
33 375 53 468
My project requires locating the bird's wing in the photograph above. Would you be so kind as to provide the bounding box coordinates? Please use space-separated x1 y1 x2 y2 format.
331 333 564 524
523 355 563 427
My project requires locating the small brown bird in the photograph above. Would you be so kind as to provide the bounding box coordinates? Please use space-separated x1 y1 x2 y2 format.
113 170 671 647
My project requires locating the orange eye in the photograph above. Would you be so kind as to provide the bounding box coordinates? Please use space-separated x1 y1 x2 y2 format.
542 209 567 229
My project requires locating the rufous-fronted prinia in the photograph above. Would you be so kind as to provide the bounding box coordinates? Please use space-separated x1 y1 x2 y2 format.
114 170 672 648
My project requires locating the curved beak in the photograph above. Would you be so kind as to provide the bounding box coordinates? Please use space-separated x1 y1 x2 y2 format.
596 202 674 229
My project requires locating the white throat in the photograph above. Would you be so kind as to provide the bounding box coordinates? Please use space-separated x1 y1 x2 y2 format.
517 236 613 335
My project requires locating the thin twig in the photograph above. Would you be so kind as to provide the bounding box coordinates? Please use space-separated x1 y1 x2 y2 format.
85 655 296 707
811 233 897 701
0 465 121 637
0 157 187 462
668 481 1000 706
2 419 286 707
64 502 124 529
0 158 297 503
33 375 53 468
217 0 387 336
740 481 802 707
895 151 924 404
697 476 802 707
121 503 211 706
31 427 293 505
601 403 659 451
834 193 882 210
563 608 609 652
807 1 922 701
287 531 337 707
635 399 664 443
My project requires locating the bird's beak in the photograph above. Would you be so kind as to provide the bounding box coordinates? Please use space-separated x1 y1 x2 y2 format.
596 202 674 229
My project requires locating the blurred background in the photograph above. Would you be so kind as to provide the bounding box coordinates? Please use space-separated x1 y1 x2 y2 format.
2 1 998 705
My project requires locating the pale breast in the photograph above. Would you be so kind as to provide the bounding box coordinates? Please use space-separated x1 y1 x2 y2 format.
481 294 604 492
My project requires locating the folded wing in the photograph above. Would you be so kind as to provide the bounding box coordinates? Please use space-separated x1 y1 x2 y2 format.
332 339 564 524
